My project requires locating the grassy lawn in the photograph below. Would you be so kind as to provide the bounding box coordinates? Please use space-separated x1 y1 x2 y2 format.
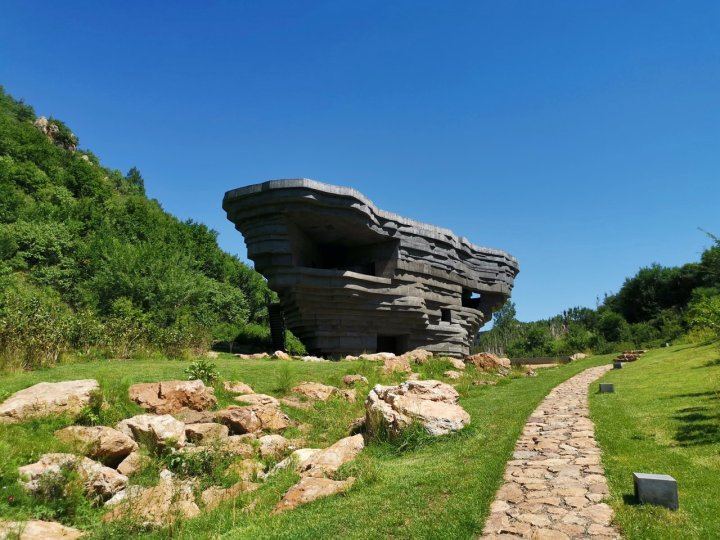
590 342 720 540
0 354 610 539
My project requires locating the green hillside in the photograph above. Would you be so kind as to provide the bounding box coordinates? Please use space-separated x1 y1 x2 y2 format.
0 86 273 370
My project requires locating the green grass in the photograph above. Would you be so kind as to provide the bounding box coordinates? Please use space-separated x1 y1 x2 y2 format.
590 342 720 540
0 354 612 538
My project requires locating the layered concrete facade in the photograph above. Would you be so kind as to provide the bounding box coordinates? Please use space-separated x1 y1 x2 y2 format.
223 179 519 357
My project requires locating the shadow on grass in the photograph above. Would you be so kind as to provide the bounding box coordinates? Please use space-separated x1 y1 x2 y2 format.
673 405 720 446
693 357 720 368
622 493 640 506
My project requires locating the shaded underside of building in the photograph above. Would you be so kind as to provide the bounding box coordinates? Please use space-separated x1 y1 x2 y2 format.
223 179 519 358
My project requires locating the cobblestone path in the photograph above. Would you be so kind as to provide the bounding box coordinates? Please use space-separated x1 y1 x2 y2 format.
481 365 621 540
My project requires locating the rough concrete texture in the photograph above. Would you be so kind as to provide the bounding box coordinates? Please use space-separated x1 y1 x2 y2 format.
223 179 519 357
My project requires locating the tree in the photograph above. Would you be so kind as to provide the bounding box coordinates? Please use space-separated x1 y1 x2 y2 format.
125 167 145 195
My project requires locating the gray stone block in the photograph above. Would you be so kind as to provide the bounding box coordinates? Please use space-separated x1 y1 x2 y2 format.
633 472 679 510
223 179 519 357
613 361 623 369
599 383 614 393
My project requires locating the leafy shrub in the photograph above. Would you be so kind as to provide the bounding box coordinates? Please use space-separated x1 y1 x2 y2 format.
185 358 219 384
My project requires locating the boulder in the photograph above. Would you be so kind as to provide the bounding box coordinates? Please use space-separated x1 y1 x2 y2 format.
291 382 340 401
342 374 369 386
272 477 355 514
300 355 329 362
216 405 290 434
569 352 588 361
365 380 470 436
18 453 127 500
222 435 256 458
200 481 259 510
54 426 137 467
279 396 312 410
128 380 216 414
340 389 357 402
448 358 466 370
298 434 364 478
273 351 291 360
443 370 462 380
401 349 433 364
226 459 265 482
116 451 146 476
172 409 216 424
234 393 280 407
465 352 511 371
257 434 289 460
381 356 412 375
223 381 254 394
116 414 186 449
185 422 229 444
269 448 321 476
0 380 99 424
102 470 199 526
0 520 85 539
206 351 220 359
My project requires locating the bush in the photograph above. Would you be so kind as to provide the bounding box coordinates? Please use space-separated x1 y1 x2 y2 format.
184 358 219 384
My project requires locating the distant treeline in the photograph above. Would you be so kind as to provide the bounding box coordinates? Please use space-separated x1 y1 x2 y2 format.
0 86 298 370
477 234 720 357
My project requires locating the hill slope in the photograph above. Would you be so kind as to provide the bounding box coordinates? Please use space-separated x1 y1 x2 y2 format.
0 86 271 369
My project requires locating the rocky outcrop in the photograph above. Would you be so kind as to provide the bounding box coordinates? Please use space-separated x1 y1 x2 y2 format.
54 426 137 467
216 404 290 434
257 434 289 460
448 358 466 370
272 477 355 514
128 380 216 414
116 414 186 449
0 519 85 539
615 350 647 362
381 356 412 375
0 380 99 424
233 393 280 407
443 370 462 380
116 451 145 476
569 352 588 361
223 179 518 358
365 380 470 436
466 352 511 370
18 453 127 500
33 116 78 152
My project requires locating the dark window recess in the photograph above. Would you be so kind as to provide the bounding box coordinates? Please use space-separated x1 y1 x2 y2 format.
376 334 409 355
462 289 482 309
441 308 452 322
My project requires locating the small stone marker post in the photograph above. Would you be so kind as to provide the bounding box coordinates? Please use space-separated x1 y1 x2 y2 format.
633 472 679 510
599 383 614 393
613 361 623 369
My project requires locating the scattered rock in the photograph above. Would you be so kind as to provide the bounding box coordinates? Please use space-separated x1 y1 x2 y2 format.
201 481 259 510
102 470 199 526
258 434 289 460
401 349 433 364
0 519 85 539
569 352 587 361
292 382 340 401
226 459 265 482
206 351 220 359
473 380 497 386
273 351 291 360
116 414 186 449
19 453 127 500
344 355 359 361
272 477 355 514
234 393 280 407
172 409 216 424
216 405 290 434
223 381 254 394
359 352 396 361
342 375 369 386
448 358 466 370
269 448 321 476
234 353 268 360
128 380 216 414
54 426 137 467
300 355 329 362
348 416 366 435
222 435 255 458
365 380 470 436
33 116 77 151
340 389 357 402
443 370 462 380
116 451 146 476
381 356 412 374
466 352 511 370
298 434 364 478
526 368 538 378
185 423 229 444
279 396 312 410
0 380 99 424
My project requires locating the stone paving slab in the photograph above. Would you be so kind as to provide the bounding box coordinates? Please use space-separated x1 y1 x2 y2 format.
480 365 621 540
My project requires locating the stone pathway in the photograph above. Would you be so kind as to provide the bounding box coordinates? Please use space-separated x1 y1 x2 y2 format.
481 365 621 540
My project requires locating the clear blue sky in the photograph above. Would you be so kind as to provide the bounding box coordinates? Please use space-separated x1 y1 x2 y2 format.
1 1 718 322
